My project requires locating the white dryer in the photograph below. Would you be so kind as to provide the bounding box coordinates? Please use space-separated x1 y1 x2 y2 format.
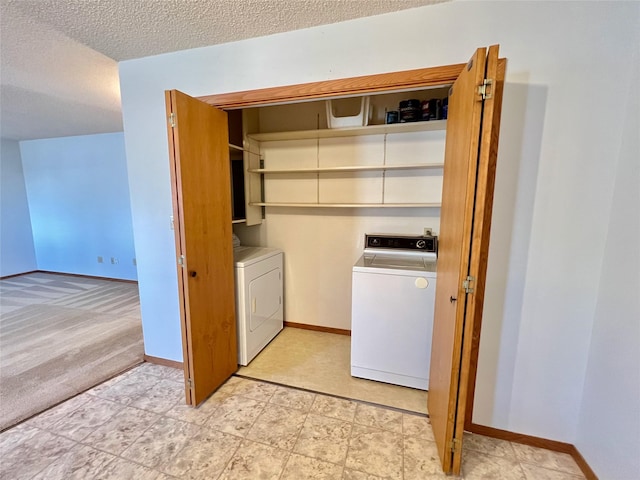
233 246 284 366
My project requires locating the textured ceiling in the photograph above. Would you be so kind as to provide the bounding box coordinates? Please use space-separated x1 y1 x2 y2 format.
0 0 443 141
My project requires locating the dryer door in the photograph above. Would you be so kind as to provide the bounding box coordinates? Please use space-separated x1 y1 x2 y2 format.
249 267 282 332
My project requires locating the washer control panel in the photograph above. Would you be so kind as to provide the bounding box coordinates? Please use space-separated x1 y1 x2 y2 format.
365 234 438 254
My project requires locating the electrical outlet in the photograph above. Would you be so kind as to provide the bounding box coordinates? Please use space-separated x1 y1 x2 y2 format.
97 256 103 263
423 227 433 237
110 257 119 265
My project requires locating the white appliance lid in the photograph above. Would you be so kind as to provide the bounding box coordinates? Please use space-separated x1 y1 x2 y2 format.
353 253 437 276
233 246 282 267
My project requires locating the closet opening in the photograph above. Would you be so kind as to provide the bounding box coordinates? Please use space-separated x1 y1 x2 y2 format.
222 84 453 415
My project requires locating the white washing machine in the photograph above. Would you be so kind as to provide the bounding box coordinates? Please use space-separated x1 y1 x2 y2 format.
351 234 437 390
233 246 284 366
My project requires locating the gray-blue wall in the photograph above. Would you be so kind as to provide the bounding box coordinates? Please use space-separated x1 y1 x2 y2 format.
20 132 137 280
0 138 37 276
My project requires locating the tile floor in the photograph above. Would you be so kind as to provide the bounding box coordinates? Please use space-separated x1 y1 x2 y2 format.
238 327 428 414
0 363 586 479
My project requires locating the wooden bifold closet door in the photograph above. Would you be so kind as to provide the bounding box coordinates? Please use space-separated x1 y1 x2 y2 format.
165 90 238 406
428 45 505 474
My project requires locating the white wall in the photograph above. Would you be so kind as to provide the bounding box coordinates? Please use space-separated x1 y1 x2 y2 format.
0 138 37 276
119 1 639 464
494 6 637 442
574 47 640 480
20 133 137 280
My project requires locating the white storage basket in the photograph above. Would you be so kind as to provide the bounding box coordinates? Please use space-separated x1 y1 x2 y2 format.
325 97 370 128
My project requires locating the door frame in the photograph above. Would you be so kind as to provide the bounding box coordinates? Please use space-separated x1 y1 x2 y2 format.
197 56 505 424
199 64 466 109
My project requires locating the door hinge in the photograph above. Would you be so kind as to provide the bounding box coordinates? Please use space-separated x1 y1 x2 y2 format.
450 438 461 452
478 78 493 100
169 112 176 127
463 275 475 294
178 255 185 268
186 378 193 389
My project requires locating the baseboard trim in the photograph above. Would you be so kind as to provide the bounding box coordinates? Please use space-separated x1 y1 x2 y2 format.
0 270 38 280
2 270 137 284
34 270 138 284
143 355 183 370
284 321 351 336
568 444 598 480
467 423 573 452
467 423 597 479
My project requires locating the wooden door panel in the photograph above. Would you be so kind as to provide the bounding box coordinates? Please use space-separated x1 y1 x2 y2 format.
166 90 238 406
450 45 505 474
457 46 506 443
428 48 488 473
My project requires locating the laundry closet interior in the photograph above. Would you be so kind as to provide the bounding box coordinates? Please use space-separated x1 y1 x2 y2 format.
234 89 447 316
167 42 502 416
173 86 446 389
231 87 448 410
174 78 455 389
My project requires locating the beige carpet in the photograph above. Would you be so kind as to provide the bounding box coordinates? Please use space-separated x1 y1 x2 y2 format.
0 272 143 431
238 327 428 414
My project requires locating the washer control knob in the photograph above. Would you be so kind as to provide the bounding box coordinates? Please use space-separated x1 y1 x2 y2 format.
415 277 429 289
416 239 426 249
